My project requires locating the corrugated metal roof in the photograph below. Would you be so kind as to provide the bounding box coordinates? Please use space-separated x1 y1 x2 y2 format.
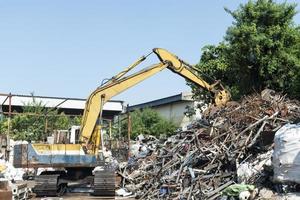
0 93 124 112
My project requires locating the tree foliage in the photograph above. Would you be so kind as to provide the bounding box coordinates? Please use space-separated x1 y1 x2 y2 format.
0 97 81 141
192 0 300 100
122 108 178 139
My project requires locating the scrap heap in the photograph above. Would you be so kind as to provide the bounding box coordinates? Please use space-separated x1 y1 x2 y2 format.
117 90 300 199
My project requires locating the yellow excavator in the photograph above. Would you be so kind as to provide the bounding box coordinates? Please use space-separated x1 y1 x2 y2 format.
13 48 230 196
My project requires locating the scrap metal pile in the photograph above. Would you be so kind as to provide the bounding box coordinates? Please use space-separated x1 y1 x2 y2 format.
117 90 300 199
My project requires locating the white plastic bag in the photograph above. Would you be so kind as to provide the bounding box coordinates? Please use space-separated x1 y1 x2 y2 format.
273 124 300 183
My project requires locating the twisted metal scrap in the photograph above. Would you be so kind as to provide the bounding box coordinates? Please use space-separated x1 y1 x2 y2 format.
119 92 300 199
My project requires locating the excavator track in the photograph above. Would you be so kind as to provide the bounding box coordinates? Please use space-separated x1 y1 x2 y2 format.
92 169 115 196
33 173 67 197
33 168 115 197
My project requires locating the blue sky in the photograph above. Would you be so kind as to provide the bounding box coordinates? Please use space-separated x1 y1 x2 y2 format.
0 1 299 105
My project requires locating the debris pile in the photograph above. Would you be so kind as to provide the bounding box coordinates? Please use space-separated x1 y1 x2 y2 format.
0 159 25 181
117 90 300 199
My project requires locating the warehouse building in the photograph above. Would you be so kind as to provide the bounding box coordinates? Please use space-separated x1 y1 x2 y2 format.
0 93 124 120
128 92 202 129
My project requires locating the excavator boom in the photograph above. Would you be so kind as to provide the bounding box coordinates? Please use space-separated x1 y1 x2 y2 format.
79 48 231 153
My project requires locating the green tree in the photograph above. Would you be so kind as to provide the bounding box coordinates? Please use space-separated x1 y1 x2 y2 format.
122 108 178 139
0 117 8 134
192 0 300 99
3 96 82 141
10 99 46 141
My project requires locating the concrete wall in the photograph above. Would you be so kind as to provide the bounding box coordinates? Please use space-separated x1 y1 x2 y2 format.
151 101 201 130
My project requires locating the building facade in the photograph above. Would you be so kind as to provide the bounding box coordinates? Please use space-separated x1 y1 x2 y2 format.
128 92 202 130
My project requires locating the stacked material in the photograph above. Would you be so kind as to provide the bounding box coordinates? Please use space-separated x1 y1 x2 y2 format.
117 90 300 199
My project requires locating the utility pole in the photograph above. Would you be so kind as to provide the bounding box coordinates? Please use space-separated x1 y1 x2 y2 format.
127 107 131 158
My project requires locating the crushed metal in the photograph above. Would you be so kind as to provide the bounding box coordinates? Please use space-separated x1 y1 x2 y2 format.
116 90 300 199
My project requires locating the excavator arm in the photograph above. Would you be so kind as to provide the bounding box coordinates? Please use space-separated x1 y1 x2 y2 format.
79 48 230 154
79 62 168 153
153 48 230 106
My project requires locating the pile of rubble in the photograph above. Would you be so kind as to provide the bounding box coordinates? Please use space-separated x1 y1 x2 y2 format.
117 90 300 199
